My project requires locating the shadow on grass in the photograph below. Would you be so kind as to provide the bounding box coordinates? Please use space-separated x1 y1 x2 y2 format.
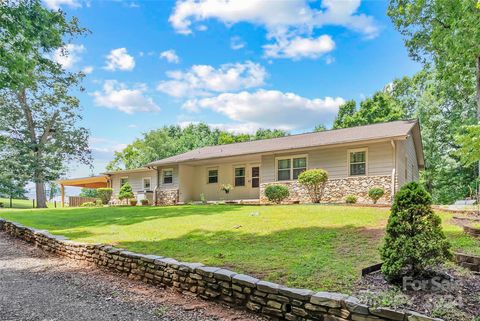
118 225 385 292
0 205 244 231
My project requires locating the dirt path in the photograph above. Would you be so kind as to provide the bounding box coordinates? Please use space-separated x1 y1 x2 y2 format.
0 232 266 321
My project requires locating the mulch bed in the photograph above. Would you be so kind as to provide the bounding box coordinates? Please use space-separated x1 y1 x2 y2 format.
354 265 480 321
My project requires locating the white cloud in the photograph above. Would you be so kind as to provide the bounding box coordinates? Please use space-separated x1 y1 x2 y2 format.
128 124 138 128
53 44 85 69
182 89 344 130
169 0 379 59
104 48 135 71
230 36 246 50
160 50 180 64
263 35 335 59
157 61 266 98
82 66 94 74
43 0 81 9
91 80 161 114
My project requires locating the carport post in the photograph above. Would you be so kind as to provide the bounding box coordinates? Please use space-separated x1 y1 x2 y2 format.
61 184 65 208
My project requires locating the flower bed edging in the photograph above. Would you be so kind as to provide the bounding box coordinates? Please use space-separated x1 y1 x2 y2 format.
0 218 441 321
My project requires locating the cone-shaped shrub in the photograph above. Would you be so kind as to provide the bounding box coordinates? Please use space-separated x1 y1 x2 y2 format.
380 182 451 282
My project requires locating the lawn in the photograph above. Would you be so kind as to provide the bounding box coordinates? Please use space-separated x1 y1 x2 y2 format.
0 198 56 209
0 205 478 293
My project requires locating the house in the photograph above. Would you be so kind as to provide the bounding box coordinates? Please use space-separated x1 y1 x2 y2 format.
102 120 424 205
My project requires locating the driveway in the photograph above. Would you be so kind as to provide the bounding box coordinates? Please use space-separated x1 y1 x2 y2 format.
0 232 265 321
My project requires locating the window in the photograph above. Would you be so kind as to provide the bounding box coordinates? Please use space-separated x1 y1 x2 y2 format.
251 166 260 188
234 167 245 186
163 169 173 184
208 169 218 184
349 150 367 176
143 177 151 190
120 177 128 187
277 156 307 181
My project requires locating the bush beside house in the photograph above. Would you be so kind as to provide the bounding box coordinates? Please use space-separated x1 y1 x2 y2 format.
118 182 134 205
368 187 385 204
297 169 328 203
380 182 452 281
96 188 113 204
265 185 289 204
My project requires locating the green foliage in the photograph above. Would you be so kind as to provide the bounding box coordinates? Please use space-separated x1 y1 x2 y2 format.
220 184 233 194
96 188 113 205
368 187 385 204
200 193 207 204
106 123 288 170
80 201 96 207
333 100 356 129
130 199 137 206
79 188 99 198
0 0 91 208
264 185 290 204
297 169 328 203
456 125 480 166
48 182 59 201
380 182 452 281
345 195 357 204
118 182 134 201
0 202 3 208
313 124 327 132
140 199 149 206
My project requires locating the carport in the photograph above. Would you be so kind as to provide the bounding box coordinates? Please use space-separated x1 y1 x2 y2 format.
57 176 110 207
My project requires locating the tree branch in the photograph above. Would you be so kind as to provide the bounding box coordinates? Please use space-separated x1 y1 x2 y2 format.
39 111 59 146
16 89 36 143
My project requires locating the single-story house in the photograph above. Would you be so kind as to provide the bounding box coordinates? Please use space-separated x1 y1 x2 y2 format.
100 120 424 205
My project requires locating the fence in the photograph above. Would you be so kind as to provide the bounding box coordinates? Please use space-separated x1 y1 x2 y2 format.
68 196 97 207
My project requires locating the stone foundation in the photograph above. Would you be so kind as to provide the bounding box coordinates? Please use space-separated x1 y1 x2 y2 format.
156 189 179 205
260 175 393 204
0 218 440 321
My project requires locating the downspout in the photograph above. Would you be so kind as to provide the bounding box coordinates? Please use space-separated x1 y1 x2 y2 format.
154 167 160 206
390 140 396 202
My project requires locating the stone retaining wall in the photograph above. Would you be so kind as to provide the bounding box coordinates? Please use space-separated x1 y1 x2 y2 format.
463 225 480 238
455 252 480 273
260 175 392 204
156 189 179 205
0 218 440 321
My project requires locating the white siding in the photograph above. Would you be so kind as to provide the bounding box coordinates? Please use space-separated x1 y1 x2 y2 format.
261 141 394 183
110 169 157 196
396 135 419 187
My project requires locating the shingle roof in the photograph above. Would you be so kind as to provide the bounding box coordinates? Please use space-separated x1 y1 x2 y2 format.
146 120 419 167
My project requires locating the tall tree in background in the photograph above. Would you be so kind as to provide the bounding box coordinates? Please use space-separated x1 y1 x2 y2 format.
333 100 356 129
0 0 91 207
107 124 288 170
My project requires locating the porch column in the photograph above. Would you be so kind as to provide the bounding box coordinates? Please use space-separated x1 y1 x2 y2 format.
61 184 65 208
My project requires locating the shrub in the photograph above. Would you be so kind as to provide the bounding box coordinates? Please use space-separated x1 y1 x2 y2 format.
264 185 290 204
0 202 4 208
95 199 103 207
96 188 113 205
220 184 233 194
297 169 328 203
118 182 134 202
141 199 149 206
380 182 452 282
80 201 96 207
130 199 138 206
345 194 357 204
368 187 385 204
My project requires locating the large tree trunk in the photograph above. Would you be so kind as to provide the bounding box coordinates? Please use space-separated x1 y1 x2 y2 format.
35 181 47 208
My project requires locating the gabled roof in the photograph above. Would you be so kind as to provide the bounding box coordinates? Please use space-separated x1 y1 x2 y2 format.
146 120 424 167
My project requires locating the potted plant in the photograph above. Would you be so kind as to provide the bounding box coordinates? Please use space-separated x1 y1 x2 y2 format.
141 199 149 206
130 199 138 206
220 184 233 202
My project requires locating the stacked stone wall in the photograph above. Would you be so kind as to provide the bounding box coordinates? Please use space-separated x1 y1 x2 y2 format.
156 189 179 205
260 175 393 204
0 218 440 321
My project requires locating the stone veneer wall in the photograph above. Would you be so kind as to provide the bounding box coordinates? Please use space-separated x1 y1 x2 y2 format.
156 189 179 205
260 175 393 204
0 218 440 321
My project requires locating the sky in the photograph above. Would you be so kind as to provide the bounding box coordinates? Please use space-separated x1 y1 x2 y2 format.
42 0 421 181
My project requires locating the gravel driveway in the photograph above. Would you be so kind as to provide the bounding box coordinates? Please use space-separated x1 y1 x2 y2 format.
0 232 266 321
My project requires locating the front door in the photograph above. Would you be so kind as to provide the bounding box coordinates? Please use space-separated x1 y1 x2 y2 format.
250 165 260 199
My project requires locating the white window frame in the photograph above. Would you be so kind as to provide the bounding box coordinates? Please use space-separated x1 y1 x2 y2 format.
142 177 152 190
120 176 129 187
207 167 219 184
275 154 308 181
162 168 173 185
347 148 368 177
234 165 246 187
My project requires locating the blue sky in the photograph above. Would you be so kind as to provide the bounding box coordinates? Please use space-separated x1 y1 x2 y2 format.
44 0 421 179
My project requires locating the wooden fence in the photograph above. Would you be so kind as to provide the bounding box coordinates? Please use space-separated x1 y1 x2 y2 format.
68 196 97 207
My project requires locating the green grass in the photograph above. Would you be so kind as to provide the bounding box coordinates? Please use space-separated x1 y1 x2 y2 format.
0 205 478 292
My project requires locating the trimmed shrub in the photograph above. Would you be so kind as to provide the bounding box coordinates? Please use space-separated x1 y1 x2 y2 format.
80 201 96 207
297 169 328 203
97 188 113 205
130 199 138 206
0 202 4 208
95 199 103 207
140 199 149 206
265 185 290 204
118 182 134 202
345 194 357 204
380 182 452 282
368 187 385 204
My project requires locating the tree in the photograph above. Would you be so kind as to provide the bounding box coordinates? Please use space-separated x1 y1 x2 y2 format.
96 188 113 205
368 187 385 204
380 182 451 281
118 182 134 203
297 169 329 203
79 188 98 198
48 182 59 201
313 124 327 132
0 1 91 208
333 100 356 129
